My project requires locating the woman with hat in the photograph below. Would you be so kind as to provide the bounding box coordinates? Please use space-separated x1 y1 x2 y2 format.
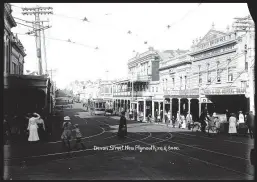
61 116 72 150
228 113 238 137
27 113 40 143
117 111 127 139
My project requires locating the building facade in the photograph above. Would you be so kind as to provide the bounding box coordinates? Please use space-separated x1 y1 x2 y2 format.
159 50 201 121
190 25 251 115
4 3 26 75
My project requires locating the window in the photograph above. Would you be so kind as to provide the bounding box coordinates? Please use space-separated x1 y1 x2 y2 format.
172 78 175 89
207 63 211 83
241 81 247 88
152 87 154 92
156 87 158 92
184 76 187 89
228 67 233 82
165 79 168 91
12 62 17 74
180 76 182 89
198 65 202 85
216 62 221 83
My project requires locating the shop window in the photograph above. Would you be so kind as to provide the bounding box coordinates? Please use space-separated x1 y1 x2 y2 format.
228 67 233 82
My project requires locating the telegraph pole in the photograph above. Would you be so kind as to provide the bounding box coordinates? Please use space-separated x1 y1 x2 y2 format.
22 6 53 75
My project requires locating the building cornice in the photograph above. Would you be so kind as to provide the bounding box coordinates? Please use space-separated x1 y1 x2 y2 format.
4 3 17 28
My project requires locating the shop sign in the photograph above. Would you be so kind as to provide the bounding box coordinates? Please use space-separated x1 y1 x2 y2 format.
203 88 246 95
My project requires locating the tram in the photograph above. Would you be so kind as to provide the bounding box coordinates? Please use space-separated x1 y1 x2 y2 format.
89 98 106 115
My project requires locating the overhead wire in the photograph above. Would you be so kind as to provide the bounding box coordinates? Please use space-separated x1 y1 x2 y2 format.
15 32 97 49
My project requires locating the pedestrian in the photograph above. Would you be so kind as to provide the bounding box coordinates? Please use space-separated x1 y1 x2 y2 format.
186 112 193 130
61 116 72 151
199 110 207 133
147 114 152 123
225 109 230 122
238 111 244 123
27 113 40 143
160 110 163 123
72 124 86 150
117 111 127 139
129 110 133 120
134 109 137 121
181 114 186 129
4 115 11 145
228 113 238 137
155 109 158 123
176 111 181 128
172 116 176 128
165 112 169 127
36 115 46 142
213 112 221 133
245 111 255 139
207 113 215 137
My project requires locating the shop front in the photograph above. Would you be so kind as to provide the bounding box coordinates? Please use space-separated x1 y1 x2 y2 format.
202 87 248 115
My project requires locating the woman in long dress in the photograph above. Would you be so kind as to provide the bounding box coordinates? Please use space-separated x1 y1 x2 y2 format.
27 113 40 143
229 113 238 137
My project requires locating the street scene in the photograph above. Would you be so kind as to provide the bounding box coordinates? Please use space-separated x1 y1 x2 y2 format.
3 3 255 180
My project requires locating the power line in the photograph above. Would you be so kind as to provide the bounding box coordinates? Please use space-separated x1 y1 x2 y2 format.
15 32 97 49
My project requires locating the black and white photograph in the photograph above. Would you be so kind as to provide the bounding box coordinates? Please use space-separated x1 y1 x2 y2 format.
3 2 255 180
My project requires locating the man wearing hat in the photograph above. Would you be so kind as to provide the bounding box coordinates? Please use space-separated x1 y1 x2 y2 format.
117 111 127 139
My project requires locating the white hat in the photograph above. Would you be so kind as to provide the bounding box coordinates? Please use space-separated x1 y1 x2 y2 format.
64 116 70 120
213 112 217 117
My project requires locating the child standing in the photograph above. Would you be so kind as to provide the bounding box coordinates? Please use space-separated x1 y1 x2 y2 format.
73 124 85 150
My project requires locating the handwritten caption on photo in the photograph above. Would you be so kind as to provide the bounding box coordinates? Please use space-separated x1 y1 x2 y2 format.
94 145 180 152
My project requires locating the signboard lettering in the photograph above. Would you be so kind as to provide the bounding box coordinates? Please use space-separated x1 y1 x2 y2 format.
203 88 246 95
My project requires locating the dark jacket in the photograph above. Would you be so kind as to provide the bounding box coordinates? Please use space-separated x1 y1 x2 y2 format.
246 113 255 128
118 115 127 137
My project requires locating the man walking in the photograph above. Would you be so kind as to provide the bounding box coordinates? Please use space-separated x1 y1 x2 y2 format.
246 111 255 139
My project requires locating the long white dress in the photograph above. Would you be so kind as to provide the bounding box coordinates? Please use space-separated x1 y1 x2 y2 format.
238 114 245 123
28 117 39 142
228 116 237 134
181 115 187 129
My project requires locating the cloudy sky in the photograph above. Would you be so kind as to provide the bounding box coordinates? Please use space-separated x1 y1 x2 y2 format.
11 3 250 89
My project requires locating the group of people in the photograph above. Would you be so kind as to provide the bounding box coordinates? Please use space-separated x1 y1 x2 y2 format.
61 116 85 151
3 112 49 145
198 109 255 138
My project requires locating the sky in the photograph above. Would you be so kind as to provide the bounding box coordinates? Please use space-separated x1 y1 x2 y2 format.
10 3 250 89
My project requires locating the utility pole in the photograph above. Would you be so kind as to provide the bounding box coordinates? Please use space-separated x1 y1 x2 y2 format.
22 6 53 75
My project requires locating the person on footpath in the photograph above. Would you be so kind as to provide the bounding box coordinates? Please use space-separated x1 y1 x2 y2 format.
199 110 208 133
228 113 238 137
117 111 127 140
165 112 169 127
61 116 72 151
246 111 255 139
72 124 86 150
186 112 193 130
37 115 46 142
27 113 40 143
4 115 11 145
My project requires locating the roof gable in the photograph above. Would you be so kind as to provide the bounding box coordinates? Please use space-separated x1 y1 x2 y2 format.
196 29 227 46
